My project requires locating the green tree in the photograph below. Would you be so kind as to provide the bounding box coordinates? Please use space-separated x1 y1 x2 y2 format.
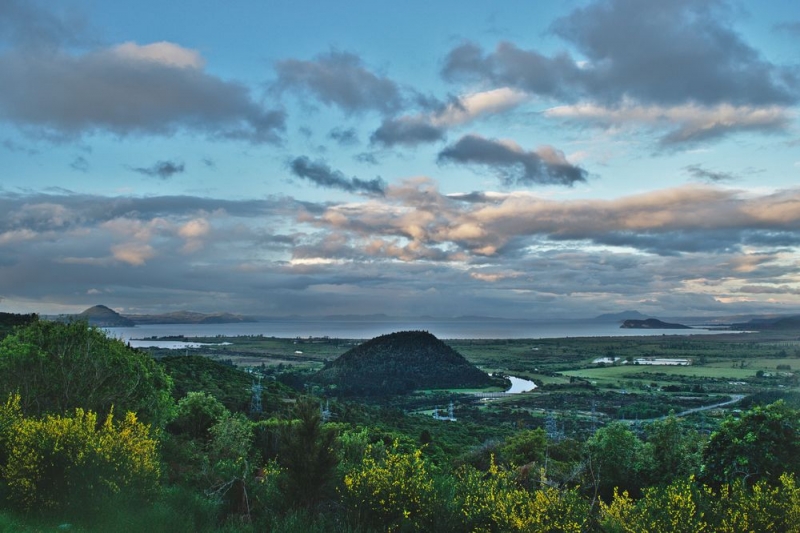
701 401 800 487
278 399 339 508
169 391 228 441
644 415 704 486
586 422 653 501
0 320 172 425
500 428 547 466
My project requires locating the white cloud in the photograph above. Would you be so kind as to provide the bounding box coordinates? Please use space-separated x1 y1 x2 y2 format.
431 87 529 127
110 242 155 266
110 41 205 69
545 101 792 146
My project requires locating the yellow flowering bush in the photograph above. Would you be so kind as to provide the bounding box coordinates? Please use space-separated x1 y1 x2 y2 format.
342 441 437 532
600 477 712 533
601 474 800 533
456 456 588 532
0 394 160 512
712 474 800 533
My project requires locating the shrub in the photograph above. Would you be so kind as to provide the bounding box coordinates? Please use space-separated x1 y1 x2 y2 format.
0 394 160 514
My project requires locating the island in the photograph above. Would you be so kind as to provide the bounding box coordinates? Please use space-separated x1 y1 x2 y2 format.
620 318 691 329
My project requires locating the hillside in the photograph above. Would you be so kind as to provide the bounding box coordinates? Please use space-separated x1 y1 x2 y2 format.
732 315 800 331
77 305 135 327
313 330 492 395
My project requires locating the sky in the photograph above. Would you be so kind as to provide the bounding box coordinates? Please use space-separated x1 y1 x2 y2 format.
1 0 799 319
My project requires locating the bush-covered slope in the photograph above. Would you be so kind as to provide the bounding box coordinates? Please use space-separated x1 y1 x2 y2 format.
313 330 491 395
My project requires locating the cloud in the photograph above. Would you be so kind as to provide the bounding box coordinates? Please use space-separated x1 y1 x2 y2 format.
370 117 446 147
70 156 89 172
368 88 529 148
129 160 185 180
0 41 285 143
684 164 736 183
429 88 529 127
110 242 155 266
328 127 359 146
275 50 403 115
3 186 800 317
549 0 796 106
544 101 791 146
437 134 588 186
0 0 90 50
289 156 386 195
441 1 797 148
774 21 800 37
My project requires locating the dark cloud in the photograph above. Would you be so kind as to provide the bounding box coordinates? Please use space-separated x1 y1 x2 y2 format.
684 164 736 183
70 155 89 172
355 152 380 165
275 50 403 115
0 0 90 50
289 156 386 196
437 134 587 186
370 117 446 147
442 0 797 107
0 44 285 144
129 160 185 180
201 158 215 169
447 191 504 204
774 21 800 37
2 138 38 155
442 41 580 100
328 127 359 146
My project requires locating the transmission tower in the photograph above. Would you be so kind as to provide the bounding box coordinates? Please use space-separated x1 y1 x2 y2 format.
249 376 263 415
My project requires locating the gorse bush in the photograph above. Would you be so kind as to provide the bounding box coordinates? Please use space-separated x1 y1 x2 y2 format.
0 394 160 513
342 441 437 532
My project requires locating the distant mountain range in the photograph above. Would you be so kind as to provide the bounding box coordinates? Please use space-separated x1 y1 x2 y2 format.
73 305 255 327
63 306 800 332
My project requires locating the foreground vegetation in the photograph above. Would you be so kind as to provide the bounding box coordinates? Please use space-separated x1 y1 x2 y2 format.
0 316 799 531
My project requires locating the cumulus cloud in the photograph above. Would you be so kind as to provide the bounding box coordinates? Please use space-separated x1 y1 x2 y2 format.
275 50 403 115
369 88 528 148
437 134 588 186
0 41 285 143
289 156 386 195
129 160 185 179
441 0 797 148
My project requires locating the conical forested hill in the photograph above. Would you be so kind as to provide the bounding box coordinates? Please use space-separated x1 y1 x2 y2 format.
313 330 491 395
78 305 135 327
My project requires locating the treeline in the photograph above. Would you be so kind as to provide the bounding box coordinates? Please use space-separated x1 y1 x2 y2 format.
0 318 799 531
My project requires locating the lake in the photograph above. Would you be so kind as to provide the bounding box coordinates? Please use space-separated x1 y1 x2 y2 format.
106 318 737 344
